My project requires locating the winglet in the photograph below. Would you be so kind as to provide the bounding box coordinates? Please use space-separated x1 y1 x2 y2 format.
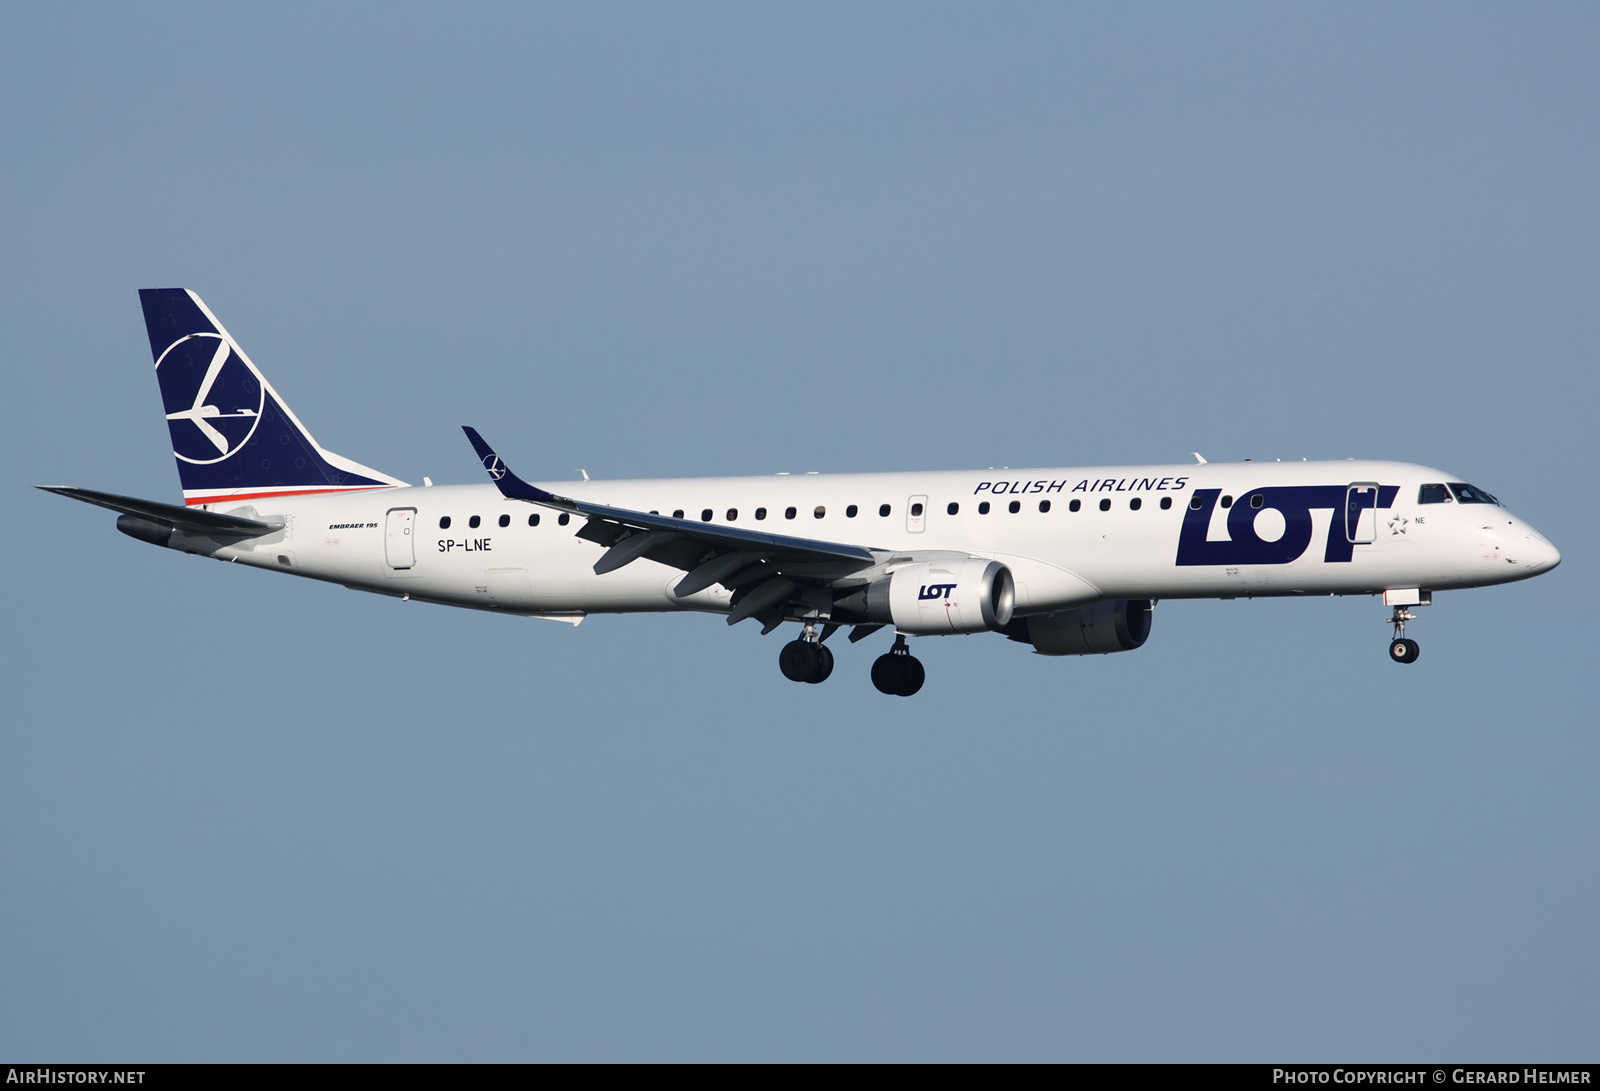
461 427 565 504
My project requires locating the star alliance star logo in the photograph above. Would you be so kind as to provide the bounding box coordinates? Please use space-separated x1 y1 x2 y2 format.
1388 514 1409 535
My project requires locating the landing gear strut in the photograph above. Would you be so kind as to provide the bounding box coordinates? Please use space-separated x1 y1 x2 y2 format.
1388 605 1420 664
779 623 834 684
871 634 925 696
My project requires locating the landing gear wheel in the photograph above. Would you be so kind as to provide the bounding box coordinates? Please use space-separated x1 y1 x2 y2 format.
871 635 925 696
1386 605 1422 665
806 643 834 684
897 655 925 696
871 653 904 695
779 639 820 682
1389 638 1420 664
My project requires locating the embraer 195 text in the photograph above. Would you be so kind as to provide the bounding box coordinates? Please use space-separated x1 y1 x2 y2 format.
43 290 1562 695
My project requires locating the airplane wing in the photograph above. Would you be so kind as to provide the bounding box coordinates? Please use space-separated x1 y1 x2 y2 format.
462 427 880 629
37 485 280 534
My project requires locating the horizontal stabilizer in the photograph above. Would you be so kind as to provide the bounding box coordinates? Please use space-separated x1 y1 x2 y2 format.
37 486 279 535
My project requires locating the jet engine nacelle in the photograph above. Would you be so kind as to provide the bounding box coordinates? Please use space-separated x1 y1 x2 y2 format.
840 559 1015 635
1012 599 1153 655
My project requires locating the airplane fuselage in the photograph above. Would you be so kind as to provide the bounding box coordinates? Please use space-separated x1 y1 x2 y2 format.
180 458 1559 622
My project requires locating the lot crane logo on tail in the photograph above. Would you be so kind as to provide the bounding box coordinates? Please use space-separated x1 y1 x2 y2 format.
136 288 407 505
156 333 266 463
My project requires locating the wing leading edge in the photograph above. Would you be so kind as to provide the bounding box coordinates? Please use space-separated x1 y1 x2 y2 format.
462 427 880 630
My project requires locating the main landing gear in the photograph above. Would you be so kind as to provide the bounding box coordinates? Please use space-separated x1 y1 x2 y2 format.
1388 605 1421 664
871 635 925 697
779 624 834 684
777 626 926 695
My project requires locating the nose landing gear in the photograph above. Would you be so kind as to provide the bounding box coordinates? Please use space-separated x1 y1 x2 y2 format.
779 623 834 684
871 634 925 696
1388 606 1420 664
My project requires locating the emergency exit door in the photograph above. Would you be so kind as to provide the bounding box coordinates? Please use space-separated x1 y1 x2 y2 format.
906 495 927 533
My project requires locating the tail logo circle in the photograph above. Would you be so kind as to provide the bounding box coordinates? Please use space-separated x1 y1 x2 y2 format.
482 454 506 481
155 333 266 464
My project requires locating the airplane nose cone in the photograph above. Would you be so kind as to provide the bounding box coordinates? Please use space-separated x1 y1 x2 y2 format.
1524 533 1561 573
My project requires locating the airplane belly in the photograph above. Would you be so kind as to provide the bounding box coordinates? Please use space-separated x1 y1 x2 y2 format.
510 553 688 613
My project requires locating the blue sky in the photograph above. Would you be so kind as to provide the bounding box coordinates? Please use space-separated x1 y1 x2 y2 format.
2 2 1596 1060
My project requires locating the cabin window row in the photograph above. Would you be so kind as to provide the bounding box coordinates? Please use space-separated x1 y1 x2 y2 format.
439 495 1188 529
437 513 569 529
407 487 1500 531
951 496 1179 514
661 497 1184 520
657 504 892 521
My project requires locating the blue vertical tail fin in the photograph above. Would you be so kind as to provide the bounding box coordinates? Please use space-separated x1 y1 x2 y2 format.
138 289 407 506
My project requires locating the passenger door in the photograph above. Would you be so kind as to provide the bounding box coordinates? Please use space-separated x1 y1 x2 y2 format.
385 507 416 569
1345 483 1379 545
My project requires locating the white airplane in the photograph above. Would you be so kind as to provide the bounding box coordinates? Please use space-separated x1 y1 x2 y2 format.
42 289 1562 695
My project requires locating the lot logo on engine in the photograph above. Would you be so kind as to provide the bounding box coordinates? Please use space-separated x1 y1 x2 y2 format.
918 583 956 600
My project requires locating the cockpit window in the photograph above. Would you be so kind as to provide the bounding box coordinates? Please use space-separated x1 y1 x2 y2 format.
1418 484 1452 504
1448 483 1499 505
